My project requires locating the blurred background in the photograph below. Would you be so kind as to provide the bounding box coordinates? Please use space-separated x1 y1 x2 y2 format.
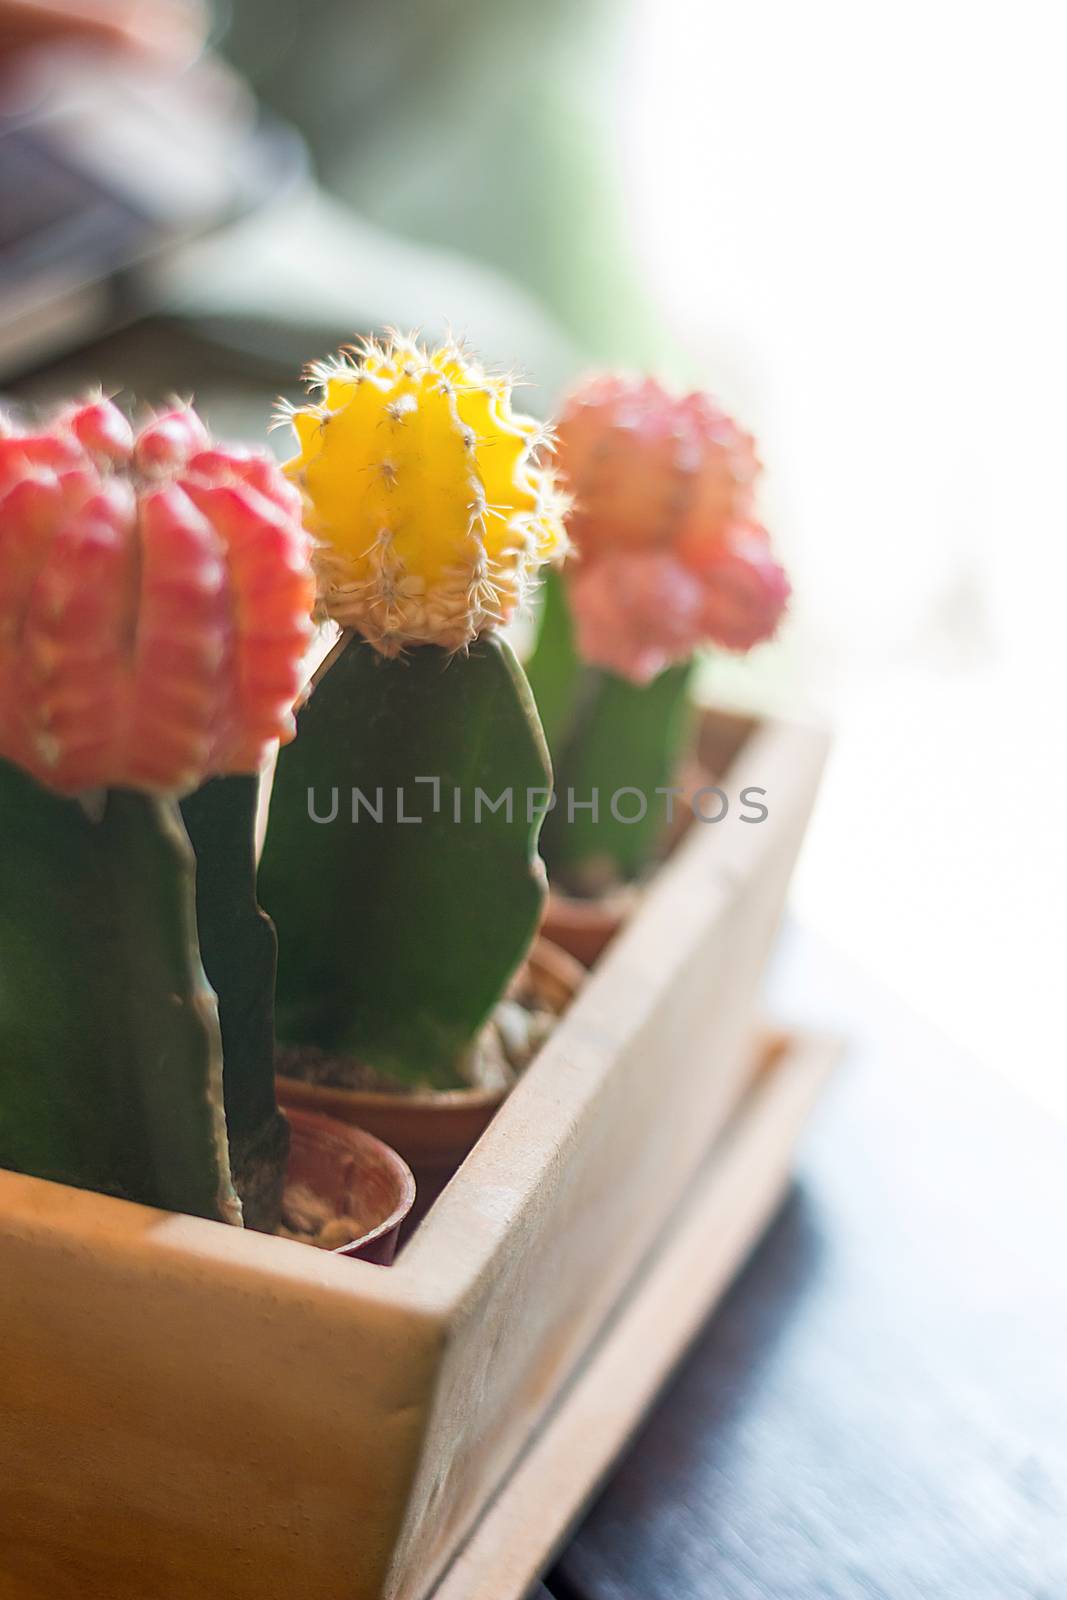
2 0 1062 1115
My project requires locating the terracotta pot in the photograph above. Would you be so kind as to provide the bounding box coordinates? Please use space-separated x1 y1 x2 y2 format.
283 1106 415 1265
540 887 634 968
276 935 584 1233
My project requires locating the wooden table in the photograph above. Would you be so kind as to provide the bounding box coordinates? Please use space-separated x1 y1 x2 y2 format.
537 926 1067 1600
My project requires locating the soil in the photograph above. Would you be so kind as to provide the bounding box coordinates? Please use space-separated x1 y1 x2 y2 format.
277 1182 365 1251
275 982 557 1097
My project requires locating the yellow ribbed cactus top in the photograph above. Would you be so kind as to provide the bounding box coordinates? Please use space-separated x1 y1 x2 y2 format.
283 334 569 655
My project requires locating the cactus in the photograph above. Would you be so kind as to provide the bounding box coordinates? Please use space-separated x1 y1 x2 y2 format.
555 374 760 561
0 398 314 1223
260 334 565 1089
260 632 550 1087
0 399 313 794
281 332 567 655
533 565 695 886
527 374 789 890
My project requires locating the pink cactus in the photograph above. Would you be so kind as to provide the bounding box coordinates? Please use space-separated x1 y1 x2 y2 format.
567 551 705 686
556 374 789 683
557 374 760 557
684 523 791 653
0 399 315 796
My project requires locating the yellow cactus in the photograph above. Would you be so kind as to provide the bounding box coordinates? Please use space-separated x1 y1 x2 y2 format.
282 333 569 655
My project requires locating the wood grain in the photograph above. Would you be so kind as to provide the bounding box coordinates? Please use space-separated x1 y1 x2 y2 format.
388 715 828 1600
0 712 828 1600
428 1030 841 1600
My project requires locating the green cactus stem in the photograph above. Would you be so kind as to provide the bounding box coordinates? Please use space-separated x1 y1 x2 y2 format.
181 775 289 1233
525 566 584 755
259 631 551 1090
0 758 240 1224
527 569 696 891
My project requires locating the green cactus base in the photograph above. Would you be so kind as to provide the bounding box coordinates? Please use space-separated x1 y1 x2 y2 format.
538 662 695 889
525 567 584 754
527 569 696 890
0 759 239 1224
259 631 551 1090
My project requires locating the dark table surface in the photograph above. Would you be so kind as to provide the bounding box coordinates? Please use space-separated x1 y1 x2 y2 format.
537 927 1067 1600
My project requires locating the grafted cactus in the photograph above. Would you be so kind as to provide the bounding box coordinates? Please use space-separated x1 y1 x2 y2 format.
260 334 566 1089
0 398 314 1225
528 374 789 889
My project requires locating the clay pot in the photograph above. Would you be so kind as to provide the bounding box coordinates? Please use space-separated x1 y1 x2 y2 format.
276 936 583 1233
540 887 634 968
283 1106 415 1265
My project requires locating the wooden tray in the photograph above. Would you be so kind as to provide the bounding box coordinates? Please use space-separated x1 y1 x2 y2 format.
430 1026 842 1600
0 709 828 1600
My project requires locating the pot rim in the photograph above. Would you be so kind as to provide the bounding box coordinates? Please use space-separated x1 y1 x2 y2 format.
544 884 638 920
282 1105 417 1256
278 1073 504 1115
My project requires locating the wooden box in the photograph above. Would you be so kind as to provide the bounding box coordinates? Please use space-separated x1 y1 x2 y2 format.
0 709 828 1600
